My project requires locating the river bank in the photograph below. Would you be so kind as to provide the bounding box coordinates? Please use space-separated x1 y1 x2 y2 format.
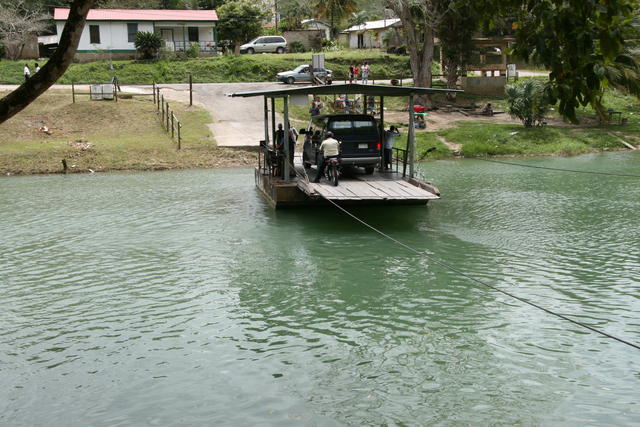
1 84 638 176
0 90 257 175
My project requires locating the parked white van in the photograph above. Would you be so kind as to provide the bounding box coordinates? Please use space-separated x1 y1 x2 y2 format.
239 36 287 54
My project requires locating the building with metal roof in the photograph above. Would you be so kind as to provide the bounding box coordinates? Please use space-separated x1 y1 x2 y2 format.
54 8 218 61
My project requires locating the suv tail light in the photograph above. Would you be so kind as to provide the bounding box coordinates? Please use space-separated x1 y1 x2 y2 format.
376 142 381 149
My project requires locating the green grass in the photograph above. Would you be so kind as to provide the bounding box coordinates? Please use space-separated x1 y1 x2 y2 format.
438 122 633 157
0 51 410 85
0 90 256 174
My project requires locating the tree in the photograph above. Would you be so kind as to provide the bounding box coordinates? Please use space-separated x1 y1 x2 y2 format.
511 0 640 123
278 0 313 30
506 81 550 127
436 0 477 97
0 0 95 124
135 31 162 59
315 0 358 38
0 0 48 60
347 11 368 27
387 0 453 103
217 0 268 54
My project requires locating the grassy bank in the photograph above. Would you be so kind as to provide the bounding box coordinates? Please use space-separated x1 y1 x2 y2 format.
0 51 410 85
0 91 254 175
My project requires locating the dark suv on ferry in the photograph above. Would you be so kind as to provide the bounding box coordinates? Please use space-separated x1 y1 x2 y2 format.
301 114 381 174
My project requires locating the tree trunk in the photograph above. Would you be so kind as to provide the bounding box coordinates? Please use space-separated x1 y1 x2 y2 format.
0 0 95 124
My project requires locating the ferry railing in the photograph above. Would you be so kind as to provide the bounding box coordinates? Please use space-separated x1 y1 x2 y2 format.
391 146 409 177
258 142 282 183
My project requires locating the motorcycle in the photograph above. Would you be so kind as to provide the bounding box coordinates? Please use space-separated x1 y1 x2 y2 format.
324 157 340 186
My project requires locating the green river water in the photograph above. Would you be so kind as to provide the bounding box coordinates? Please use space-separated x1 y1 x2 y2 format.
1 153 639 425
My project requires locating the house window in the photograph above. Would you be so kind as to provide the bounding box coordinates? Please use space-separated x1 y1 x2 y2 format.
89 25 100 44
188 27 199 42
127 23 138 43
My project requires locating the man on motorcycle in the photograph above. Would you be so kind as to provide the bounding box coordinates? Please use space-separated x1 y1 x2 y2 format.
313 131 340 183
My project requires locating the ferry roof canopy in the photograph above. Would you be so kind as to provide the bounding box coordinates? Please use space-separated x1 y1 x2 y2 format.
230 83 462 98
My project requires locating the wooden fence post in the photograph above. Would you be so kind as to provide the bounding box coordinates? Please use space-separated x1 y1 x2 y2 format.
177 122 181 150
161 95 165 122
152 82 156 104
166 103 170 131
72 82 75 103
171 113 175 139
189 74 193 106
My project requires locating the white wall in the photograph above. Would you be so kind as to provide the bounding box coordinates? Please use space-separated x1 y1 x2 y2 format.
55 21 215 51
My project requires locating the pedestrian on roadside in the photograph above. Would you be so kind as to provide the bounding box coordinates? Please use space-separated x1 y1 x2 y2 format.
348 64 354 84
384 125 400 170
34 63 41 73
354 64 360 83
23 64 31 81
362 62 370 84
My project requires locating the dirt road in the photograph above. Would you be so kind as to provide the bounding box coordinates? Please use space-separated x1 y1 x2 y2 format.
157 82 284 147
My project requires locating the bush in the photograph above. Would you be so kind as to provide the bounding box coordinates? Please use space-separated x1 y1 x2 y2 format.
186 42 200 58
321 39 342 52
506 81 550 127
0 42 5 59
288 40 305 53
135 32 162 60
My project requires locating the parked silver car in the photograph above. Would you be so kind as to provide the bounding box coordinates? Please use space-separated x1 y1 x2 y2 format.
276 64 333 84
239 36 287 54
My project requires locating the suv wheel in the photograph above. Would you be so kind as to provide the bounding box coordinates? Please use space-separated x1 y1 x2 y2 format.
365 166 375 175
286 76 295 85
276 47 284 54
247 47 255 54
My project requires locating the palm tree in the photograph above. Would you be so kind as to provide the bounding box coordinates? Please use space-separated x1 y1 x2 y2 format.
315 0 357 38
347 11 368 27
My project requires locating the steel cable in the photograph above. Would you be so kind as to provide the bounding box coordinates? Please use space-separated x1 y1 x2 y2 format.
287 162 640 351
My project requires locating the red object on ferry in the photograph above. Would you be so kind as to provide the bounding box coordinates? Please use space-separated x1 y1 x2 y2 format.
376 142 381 149
413 105 426 113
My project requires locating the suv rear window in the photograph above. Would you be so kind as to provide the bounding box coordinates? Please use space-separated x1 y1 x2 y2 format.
352 120 377 135
267 37 284 43
329 119 377 136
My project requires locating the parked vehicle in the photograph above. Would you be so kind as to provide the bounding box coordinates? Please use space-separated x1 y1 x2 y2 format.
239 36 287 54
276 64 333 84
300 114 381 174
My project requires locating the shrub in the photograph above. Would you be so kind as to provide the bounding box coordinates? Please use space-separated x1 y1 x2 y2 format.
321 39 342 52
506 81 550 127
186 42 200 58
135 31 162 60
289 40 305 53
0 42 5 59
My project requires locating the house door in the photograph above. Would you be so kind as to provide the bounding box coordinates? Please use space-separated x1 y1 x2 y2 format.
357 34 364 49
160 29 174 50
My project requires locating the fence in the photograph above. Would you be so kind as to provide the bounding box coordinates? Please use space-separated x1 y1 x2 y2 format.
154 83 183 150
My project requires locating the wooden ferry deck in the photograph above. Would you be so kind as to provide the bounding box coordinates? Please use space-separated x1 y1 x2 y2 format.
298 166 439 202
255 156 440 207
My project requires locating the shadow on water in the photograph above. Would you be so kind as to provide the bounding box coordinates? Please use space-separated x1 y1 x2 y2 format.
271 204 435 236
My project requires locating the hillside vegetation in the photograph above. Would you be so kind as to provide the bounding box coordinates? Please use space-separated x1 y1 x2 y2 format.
0 51 411 85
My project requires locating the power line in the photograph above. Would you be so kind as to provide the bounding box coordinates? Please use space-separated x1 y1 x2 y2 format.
287 158 640 351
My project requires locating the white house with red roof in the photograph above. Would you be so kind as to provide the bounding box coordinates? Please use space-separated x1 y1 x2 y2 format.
53 8 218 60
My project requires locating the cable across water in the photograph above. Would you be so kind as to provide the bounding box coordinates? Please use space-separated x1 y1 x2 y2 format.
472 157 640 178
288 158 640 351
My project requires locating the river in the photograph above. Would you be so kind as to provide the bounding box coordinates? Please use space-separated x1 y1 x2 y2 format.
1 152 639 425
